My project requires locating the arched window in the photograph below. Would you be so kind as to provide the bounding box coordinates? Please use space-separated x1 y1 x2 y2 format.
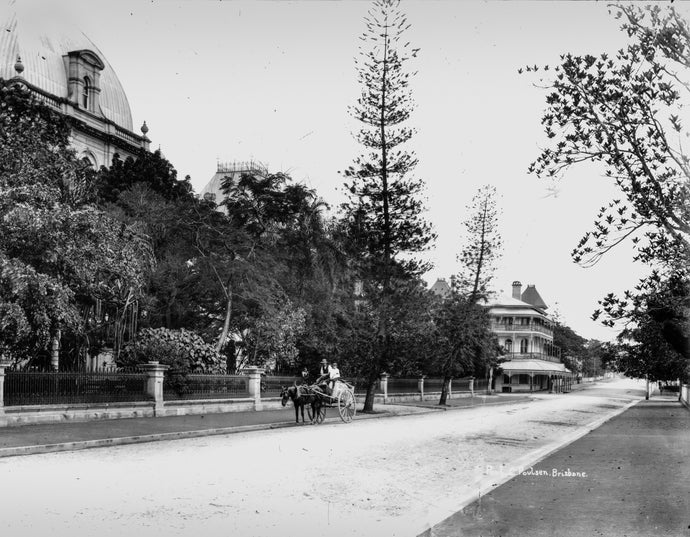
504 339 512 353
82 77 90 109
520 339 529 353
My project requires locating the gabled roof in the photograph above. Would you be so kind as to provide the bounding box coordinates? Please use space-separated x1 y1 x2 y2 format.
521 285 548 310
430 278 451 298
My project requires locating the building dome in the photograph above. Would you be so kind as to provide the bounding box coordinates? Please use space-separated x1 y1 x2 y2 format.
0 1 134 131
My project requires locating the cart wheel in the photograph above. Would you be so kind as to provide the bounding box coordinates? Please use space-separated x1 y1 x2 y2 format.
337 389 356 423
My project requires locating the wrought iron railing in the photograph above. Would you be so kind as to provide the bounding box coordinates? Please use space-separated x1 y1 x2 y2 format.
262 376 302 397
351 378 381 395
4 367 150 406
163 373 249 400
423 378 445 392
387 378 420 394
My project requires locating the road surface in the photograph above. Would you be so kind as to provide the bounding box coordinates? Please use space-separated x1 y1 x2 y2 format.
0 378 644 537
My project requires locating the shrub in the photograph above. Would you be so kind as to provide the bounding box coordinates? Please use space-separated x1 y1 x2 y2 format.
118 328 226 374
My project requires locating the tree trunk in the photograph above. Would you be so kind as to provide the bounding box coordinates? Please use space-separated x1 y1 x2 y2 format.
438 376 451 405
215 281 233 353
487 366 494 394
363 378 377 413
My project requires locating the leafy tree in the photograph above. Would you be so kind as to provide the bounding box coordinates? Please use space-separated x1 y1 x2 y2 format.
430 293 498 405
95 150 193 204
0 81 152 367
454 185 502 302
527 5 689 356
341 0 435 411
604 272 689 382
552 322 587 375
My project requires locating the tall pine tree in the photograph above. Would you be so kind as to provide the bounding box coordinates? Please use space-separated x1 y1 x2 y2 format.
454 185 502 302
341 0 434 411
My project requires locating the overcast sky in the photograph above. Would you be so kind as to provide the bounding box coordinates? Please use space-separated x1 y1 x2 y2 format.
13 0 690 341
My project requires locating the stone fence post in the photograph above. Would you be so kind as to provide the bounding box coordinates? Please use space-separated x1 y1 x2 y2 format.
469 376 475 397
242 367 265 411
380 373 389 402
140 361 169 417
0 360 9 426
418 375 425 400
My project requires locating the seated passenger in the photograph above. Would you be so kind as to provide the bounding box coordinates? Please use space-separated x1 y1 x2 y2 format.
301 366 310 385
328 361 341 394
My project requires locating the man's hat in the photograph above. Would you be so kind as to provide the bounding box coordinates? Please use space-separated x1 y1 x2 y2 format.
320 359 328 365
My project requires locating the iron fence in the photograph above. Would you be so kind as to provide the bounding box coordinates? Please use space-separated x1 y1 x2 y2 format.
424 378 446 392
387 377 420 394
4 367 150 406
163 373 249 400
351 378 382 395
262 376 302 397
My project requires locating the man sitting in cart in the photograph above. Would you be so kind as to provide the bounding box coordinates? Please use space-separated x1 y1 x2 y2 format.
316 360 340 396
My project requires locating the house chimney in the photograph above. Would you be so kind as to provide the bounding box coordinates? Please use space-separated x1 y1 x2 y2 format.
512 281 522 300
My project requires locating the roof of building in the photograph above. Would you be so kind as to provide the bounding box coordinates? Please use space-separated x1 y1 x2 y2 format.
521 284 548 310
199 161 268 200
430 278 451 297
483 295 549 316
0 1 134 130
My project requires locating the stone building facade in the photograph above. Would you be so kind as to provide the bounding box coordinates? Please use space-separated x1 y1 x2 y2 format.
0 5 149 167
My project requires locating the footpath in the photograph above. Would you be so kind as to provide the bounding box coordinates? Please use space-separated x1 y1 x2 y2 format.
422 392 690 537
0 392 533 458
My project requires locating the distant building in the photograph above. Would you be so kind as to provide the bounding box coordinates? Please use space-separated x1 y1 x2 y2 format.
0 4 150 167
429 278 451 298
486 281 571 393
429 278 572 393
199 160 268 207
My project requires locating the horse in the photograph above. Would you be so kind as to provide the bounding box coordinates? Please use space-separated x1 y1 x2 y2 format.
280 384 324 424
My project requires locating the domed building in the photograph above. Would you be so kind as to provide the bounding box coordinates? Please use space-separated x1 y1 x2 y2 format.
0 1 149 167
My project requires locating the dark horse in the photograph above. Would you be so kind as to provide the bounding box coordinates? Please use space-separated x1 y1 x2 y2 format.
280 384 323 424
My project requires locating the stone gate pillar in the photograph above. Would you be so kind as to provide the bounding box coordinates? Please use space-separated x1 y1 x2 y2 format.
140 361 169 416
242 367 265 411
380 373 389 403
418 376 425 400
0 360 9 426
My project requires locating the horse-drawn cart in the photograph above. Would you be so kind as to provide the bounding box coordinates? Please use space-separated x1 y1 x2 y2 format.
281 378 357 424
307 378 357 424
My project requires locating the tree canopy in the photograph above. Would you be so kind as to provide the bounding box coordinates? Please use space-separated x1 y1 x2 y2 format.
527 5 690 377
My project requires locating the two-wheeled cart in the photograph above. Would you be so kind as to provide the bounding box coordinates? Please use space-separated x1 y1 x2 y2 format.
307 378 357 424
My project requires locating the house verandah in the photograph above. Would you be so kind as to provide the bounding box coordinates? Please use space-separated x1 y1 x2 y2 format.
495 359 573 393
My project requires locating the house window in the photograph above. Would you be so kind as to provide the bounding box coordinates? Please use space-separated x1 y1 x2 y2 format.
82 77 90 109
504 339 512 352
520 339 529 353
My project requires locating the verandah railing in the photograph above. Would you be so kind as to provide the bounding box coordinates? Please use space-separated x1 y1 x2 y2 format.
4 367 150 406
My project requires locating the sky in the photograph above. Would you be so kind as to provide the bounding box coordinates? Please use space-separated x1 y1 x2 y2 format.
10 0 689 341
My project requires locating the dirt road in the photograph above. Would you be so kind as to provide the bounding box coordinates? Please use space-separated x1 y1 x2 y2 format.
0 378 644 537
